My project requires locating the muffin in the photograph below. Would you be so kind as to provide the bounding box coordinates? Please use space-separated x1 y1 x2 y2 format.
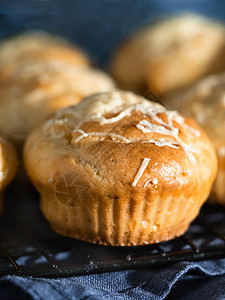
111 14 225 96
0 31 90 81
0 137 18 215
0 31 115 147
24 91 217 246
166 73 225 205
0 60 115 147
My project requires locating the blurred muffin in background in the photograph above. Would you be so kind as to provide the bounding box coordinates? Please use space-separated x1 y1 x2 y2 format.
0 32 115 149
0 62 115 147
0 137 18 215
0 31 90 80
111 14 225 97
166 72 225 205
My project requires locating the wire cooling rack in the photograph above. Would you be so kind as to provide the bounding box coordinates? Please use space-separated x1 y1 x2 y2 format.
0 182 225 278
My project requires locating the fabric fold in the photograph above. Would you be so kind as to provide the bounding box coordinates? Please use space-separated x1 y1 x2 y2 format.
1 258 225 300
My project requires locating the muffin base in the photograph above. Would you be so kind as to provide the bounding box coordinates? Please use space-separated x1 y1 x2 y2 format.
40 190 201 246
51 222 189 246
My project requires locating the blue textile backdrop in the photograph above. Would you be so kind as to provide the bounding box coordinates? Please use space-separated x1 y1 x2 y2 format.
0 0 224 66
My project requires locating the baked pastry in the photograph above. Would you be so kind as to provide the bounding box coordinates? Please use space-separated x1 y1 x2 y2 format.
166 73 225 205
111 14 225 96
24 90 217 246
0 31 90 81
0 60 115 146
0 137 18 215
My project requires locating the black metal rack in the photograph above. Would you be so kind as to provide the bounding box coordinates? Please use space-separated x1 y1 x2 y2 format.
0 182 225 278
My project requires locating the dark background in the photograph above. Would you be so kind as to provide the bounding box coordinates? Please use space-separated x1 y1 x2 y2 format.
0 0 224 67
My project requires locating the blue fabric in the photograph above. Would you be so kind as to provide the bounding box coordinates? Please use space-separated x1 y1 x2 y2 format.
1 259 225 299
0 0 224 66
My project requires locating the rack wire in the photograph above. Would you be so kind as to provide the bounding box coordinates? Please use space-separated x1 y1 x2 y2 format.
1 182 225 278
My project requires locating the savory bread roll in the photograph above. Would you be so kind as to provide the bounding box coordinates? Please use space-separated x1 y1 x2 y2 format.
24 91 217 246
0 31 115 147
0 137 18 215
0 60 115 146
0 31 90 81
111 14 225 96
166 73 225 205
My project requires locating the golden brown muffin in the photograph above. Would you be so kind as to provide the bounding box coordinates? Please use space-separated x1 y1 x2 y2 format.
166 73 225 205
0 137 18 215
111 14 225 96
0 31 90 81
24 90 217 246
0 31 111 147
0 61 115 146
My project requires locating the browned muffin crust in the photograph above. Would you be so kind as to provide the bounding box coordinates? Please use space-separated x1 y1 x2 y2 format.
0 62 115 145
111 14 225 96
0 31 90 81
0 137 18 214
166 73 225 205
0 31 115 148
24 91 217 245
